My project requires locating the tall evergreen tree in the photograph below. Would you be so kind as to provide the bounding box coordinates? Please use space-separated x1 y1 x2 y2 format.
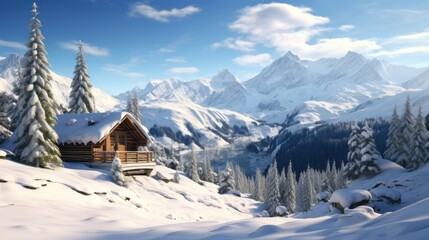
0 92 13 130
336 160 347 189
409 106 427 170
344 122 362 180
188 149 200 183
253 168 264 201
321 161 332 192
304 167 317 211
329 160 338 191
279 168 287 207
218 161 236 194
68 41 95 113
13 3 61 167
359 122 381 177
384 105 401 162
202 157 214 182
397 96 415 168
126 89 142 123
285 161 296 213
264 161 281 216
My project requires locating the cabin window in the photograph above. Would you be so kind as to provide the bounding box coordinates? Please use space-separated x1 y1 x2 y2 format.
110 136 116 147
118 134 126 145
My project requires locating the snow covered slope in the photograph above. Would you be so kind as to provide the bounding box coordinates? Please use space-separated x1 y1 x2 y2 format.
1 159 428 239
0 160 261 239
0 54 119 112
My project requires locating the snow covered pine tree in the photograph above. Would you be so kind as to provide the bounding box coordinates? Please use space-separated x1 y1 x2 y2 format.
344 122 362 180
264 161 281 216
13 3 62 167
218 162 236 194
359 122 380 177
111 154 126 186
409 106 427 170
384 105 401 163
397 96 415 168
68 41 95 113
126 90 142 123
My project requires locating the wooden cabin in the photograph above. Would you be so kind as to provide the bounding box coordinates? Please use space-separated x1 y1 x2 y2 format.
54 112 155 174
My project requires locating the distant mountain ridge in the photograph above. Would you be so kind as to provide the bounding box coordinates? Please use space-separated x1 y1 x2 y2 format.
121 51 427 127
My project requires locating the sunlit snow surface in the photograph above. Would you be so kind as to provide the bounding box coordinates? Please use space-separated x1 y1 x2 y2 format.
1 159 429 239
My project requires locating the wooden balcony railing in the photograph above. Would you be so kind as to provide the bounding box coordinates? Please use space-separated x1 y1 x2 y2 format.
92 151 153 164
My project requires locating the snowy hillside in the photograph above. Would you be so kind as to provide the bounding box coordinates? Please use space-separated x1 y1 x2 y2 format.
0 54 119 112
1 158 428 239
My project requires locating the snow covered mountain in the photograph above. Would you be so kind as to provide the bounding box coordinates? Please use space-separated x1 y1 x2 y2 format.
0 54 119 112
125 51 427 128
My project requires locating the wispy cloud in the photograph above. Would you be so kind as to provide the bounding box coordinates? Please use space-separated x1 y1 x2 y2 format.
339 25 355 31
211 38 255 52
103 57 144 78
165 56 186 63
379 9 429 23
225 3 379 59
59 40 109 57
233 53 272 67
158 35 190 54
386 29 429 44
0 39 26 49
130 3 200 22
168 67 199 74
103 64 144 78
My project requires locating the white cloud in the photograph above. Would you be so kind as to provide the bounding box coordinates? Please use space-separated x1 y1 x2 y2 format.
59 41 109 57
166 56 186 63
103 64 144 78
168 67 199 74
0 39 26 49
226 3 380 60
159 47 175 53
211 38 255 52
387 29 429 43
230 3 329 35
130 4 200 22
233 53 273 67
370 46 429 58
339 25 355 31
0 56 5 61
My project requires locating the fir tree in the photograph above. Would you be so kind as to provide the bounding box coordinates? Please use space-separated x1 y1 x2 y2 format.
321 161 332 192
285 161 296 213
218 161 236 194
336 160 347 189
68 41 95 113
234 164 246 193
188 149 200 183
126 89 142 123
359 122 381 177
409 106 427 170
397 96 415 168
329 160 338 191
279 168 287 207
384 105 401 162
13 3 62 167
202 157 214 183
344 122 362 180
253 168 264 201
264 161 281 216
0 92 13 130
111 154 126 186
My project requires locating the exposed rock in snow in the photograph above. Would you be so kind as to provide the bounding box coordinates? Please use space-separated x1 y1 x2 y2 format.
329 189 372 213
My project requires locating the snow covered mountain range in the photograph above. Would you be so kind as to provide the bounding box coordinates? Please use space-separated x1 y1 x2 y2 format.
4 51 429 148
121 51 429 129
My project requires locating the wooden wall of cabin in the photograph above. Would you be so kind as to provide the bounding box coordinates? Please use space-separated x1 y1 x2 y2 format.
107 118 148 152
59 143 93 162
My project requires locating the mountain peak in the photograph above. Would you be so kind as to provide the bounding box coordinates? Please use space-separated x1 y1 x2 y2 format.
211 69 238 84
0 53 21 68
284 51 300 61
344 51 365 60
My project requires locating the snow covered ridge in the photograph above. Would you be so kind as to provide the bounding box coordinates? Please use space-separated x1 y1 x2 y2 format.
119 51 429 126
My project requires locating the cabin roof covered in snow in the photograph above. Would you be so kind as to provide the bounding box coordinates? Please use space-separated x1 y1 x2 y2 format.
54 112 150 145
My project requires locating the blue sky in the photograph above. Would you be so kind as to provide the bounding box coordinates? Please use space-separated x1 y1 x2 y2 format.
1 0 429 95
